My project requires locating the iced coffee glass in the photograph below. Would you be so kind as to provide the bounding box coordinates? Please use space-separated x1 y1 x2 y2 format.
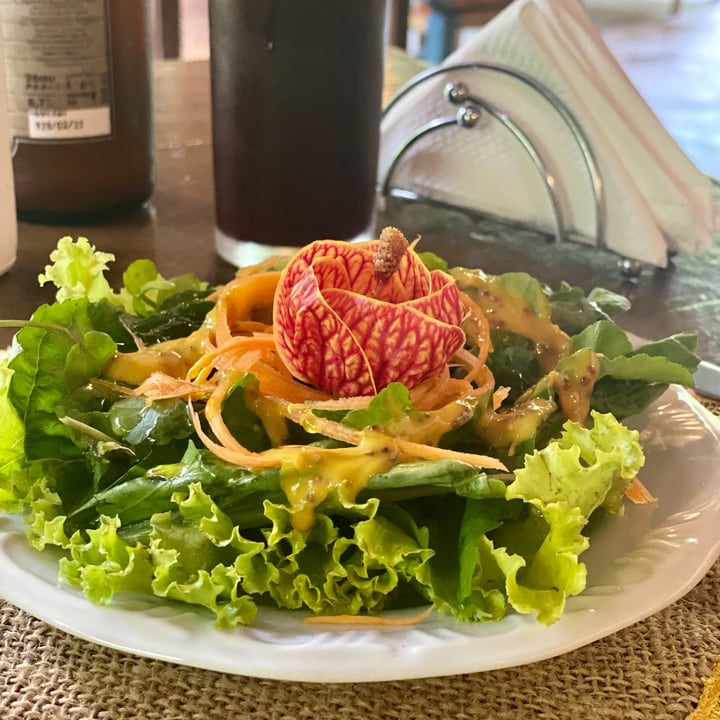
209 0 387 265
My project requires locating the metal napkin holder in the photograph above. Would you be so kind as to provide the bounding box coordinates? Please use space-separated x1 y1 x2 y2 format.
379 61 617 261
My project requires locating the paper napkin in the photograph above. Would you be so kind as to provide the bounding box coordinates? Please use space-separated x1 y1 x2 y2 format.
379 0 718 267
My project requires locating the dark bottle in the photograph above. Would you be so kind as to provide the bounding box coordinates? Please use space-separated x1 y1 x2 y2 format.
0 0 155 220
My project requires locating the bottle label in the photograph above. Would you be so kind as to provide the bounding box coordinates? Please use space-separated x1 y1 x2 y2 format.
0 0 113 148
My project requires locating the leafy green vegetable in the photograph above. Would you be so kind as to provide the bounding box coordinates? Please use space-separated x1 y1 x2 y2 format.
547 282 631 336
117 259 210 318
418 251 449 272
485 330 541 399
342 382 413 430
38 236 117 304
220 376 272 453
497 272 552 316
458 266 699 421
0 362 25 478
8 300 122 460
499 411 643 622
0 361 30 514
0 236 697 629
421 494 525 623
37 236 210 319
120 290 214 344
568 322 698 418
66 443 282 534
59 484 437 626
109 396 195 446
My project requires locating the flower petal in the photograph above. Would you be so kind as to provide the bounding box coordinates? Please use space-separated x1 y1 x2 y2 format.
275 264 376 396
323 289 465 390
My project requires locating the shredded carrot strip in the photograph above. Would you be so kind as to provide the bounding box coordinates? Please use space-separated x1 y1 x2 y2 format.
213 271 281 346
207 257 284 303
492 385 511 410
248 360 330 403
304 607 432 626
211 348 266 375
624 477 657 504
393 438 507 471
188 401 280 468
202 372 258 456
281 400 507 471
300 396 374 411
460 290 492 369
186 334 275 378
409 368 474 411
229 320 274 335
131 372 214 401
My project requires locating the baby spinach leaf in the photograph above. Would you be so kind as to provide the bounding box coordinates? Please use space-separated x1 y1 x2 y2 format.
119 258 210 317
66 443 282 532
362 459 506 502
120 289 214 344
569 320 632 358
221 375 272 453
547 282 630 336
485 330 541 400
109 396 194 446
342 382 413 430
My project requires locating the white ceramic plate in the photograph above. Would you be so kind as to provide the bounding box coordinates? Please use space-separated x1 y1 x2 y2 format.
2 386 720 683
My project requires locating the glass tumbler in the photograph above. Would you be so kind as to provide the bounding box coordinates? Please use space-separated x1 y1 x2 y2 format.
209 0 387 265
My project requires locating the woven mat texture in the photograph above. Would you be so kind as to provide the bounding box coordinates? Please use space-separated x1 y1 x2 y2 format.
2 397 719 720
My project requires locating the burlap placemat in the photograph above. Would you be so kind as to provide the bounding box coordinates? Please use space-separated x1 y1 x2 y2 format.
2 397 719 720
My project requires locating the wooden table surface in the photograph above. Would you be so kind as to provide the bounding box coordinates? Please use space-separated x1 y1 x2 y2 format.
1 59 718 365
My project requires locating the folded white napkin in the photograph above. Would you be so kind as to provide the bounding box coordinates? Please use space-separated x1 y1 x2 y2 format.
379 0 718 267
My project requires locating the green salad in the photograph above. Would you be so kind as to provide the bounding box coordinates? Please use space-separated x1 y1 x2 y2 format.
0 232 699 628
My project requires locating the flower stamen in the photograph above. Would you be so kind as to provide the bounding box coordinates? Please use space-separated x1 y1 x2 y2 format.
373 226 409 283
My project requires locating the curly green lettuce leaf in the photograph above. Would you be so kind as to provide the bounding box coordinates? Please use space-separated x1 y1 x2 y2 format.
60 515 155 603
37 236 209 318
0 362 25 490
60 483 260 625
60 482 435 627
149 483 261 627
38 236 116 304
498 502 588 624
257 498 432 616
508 410 643 516
496 411 644 623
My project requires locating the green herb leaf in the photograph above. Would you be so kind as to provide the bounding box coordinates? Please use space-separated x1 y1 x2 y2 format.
342 382 413 430
8 300 120 460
